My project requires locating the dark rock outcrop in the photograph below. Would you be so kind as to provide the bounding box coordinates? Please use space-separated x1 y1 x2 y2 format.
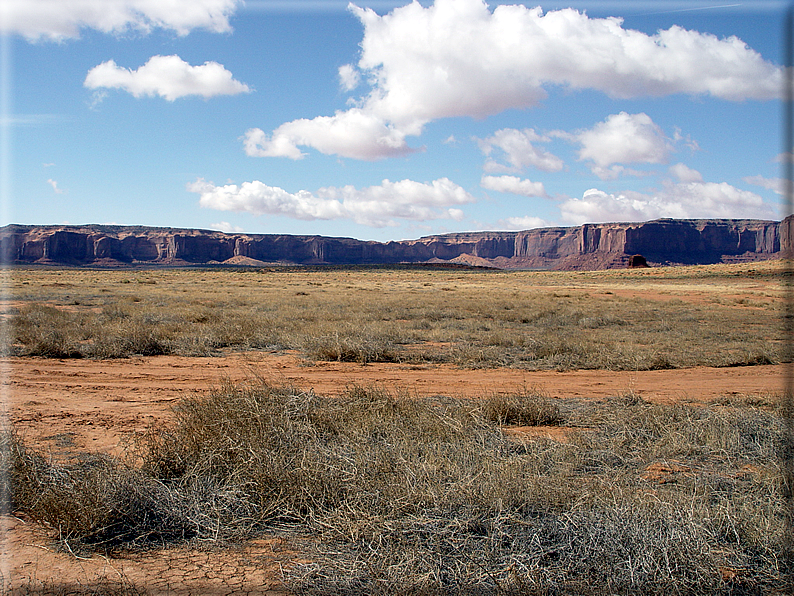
628 255 649 268
1 217 789 270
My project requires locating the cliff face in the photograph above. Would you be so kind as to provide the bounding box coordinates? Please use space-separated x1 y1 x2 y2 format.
1 217 789 270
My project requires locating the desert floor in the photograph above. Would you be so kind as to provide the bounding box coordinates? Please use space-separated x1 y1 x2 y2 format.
3 350 784 595
2 261 787 594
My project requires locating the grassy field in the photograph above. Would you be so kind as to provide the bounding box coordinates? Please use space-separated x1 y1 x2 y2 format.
5 260 784 370
3 261 791 594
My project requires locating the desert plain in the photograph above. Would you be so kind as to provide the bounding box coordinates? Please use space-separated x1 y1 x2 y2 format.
1 261 790 595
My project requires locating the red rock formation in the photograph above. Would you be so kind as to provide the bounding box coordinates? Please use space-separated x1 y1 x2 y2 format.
1 217 788 270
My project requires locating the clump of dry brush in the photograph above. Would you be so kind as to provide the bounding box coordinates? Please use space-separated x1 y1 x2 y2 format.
6 382 792 595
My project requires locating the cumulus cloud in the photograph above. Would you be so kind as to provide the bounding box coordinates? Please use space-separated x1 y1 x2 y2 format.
188 177 475 227
242 110 419 161
575 112 673 170
495 215 549 231
338 64 360 92
211 221 245 234
478 128 563 173
351 1 781 123
242 108 418 161
669 163 703 183
560 181 776 225
47 179 64 194
247 0 781 161
481 175 547 198
84 55 251 101
743 175 788 195
2 0 240 41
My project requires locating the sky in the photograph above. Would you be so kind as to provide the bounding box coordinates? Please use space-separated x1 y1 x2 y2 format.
1 0 791 241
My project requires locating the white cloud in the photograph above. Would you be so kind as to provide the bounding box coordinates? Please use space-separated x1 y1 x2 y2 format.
560 181 776 225
243 128 305 160
84 55 251 101
338 64 360 92
481 175 547 198
743 175 787 195
242 109 417 161
351 1 781 123
562 188 681 224
478 128 563 173
589 166 623 181
672 128 699 152
774 151 794 164
0 114 57 127
2 0 240 41
669 163 703 183
575 112 673 170
88 90 109 110
188 176 475 227
47 179 64 194
590 165 655 181
495 216 549 231
247 0 781 162
211 221 245 234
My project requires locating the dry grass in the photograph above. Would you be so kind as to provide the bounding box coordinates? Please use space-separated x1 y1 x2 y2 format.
7 381 791 594
5 262 784 370
481 387 561 426
5 261 789 593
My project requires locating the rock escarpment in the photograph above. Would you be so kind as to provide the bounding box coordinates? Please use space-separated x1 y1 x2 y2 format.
1 217 789 270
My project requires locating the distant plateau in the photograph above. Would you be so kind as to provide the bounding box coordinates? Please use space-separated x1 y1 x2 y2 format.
2 217 791 270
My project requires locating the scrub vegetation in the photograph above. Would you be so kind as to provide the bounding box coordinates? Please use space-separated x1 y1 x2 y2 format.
6 261 783 370
6 381 791 594
4 261 789 594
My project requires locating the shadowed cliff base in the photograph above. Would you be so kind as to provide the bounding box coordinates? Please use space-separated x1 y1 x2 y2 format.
1 216 789 270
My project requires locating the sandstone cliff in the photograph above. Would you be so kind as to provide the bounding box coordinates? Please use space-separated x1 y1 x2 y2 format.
1 217 788 270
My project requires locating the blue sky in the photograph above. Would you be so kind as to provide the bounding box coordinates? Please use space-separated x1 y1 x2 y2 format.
2 0 790 241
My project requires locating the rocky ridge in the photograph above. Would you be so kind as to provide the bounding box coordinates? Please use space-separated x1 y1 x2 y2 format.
1 217 790 269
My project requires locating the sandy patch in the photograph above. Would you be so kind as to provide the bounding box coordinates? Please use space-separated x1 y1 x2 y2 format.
5 353 783 456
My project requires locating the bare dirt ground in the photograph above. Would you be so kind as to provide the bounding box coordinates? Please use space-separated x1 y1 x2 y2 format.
2 351 784 595
4 352 783 456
